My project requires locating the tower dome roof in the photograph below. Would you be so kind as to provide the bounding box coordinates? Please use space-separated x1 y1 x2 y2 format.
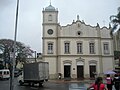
45 4 55 11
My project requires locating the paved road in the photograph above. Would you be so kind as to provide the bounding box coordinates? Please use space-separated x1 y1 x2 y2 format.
0 79 68 90
0 78 116 90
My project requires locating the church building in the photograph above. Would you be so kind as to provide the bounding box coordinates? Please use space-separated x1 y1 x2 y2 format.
42 4 114 79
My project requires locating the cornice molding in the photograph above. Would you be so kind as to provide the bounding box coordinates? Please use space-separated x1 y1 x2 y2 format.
42 54 114 57
42 23 59 25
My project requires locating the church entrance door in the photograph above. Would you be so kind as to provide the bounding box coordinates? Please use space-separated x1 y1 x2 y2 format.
64 65 71 78
77 65 84 79
89 65 96 79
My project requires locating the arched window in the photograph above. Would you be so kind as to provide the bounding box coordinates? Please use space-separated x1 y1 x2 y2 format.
89 41 95 54
47 42 53 54
64 41 70 54
77 41 83 54
103 42 110 54
48 14 52 21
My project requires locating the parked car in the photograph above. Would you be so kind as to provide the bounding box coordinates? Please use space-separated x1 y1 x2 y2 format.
0 69 10 80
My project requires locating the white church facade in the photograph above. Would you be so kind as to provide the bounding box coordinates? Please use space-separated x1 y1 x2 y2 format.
42 4 114 79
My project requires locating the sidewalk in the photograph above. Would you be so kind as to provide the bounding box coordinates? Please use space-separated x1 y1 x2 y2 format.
49 78 108 84
49 79 95 84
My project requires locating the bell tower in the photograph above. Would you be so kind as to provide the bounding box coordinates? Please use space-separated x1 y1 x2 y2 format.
42 4 59 79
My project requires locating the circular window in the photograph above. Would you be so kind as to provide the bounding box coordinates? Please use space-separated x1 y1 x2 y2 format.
47 29 53 35
77 31 81 35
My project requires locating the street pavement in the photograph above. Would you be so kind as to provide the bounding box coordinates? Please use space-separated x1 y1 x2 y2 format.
49 79 116 90
0 78 116 90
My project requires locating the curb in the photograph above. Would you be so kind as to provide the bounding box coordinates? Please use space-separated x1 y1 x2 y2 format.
48 79 95 83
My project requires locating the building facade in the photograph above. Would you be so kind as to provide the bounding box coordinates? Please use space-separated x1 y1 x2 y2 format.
113 31 120 51
42 4 114 79
113 29 120 69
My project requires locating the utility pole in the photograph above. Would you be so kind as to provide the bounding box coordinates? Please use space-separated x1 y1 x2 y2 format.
10 0 19 90
35 51 37 62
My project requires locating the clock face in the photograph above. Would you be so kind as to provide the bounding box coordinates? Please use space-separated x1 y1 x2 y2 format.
47 29 53 35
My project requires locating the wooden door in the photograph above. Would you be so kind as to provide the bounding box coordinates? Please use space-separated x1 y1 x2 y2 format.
64 65 71 78
77 65 84 79
89 65 96 79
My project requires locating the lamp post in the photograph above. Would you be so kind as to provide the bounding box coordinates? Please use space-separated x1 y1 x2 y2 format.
10 0 19 90
35 51 37 62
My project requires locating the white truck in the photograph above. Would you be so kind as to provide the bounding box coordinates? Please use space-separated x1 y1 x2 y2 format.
18 62 49 86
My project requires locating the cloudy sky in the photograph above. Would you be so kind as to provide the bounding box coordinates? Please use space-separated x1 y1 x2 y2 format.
0 0 120 53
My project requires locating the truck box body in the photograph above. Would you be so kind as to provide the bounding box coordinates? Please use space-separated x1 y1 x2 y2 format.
23 62 49 81
44 62 49 80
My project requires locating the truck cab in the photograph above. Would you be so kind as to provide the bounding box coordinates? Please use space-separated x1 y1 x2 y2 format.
17 71 24 85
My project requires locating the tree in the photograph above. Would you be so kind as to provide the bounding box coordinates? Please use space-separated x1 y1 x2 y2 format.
110 7 120 35
110 7 120 68
0 39 34 68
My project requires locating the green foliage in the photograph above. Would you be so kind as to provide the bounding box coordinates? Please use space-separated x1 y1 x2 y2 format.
0 39 34 67
114 51 120 60
110 7 120 35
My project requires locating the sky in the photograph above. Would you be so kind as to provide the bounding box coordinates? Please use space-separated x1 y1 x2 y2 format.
0 0 120 53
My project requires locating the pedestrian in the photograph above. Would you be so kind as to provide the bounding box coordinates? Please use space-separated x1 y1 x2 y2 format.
113 74 120 90
93 72 98 79
87 77 108 90
106 74 113 90
58 73 62 79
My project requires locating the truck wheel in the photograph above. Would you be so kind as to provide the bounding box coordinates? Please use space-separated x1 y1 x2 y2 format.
45 79 48 81
28 82 31 86
19 80 23 85
39 83 43 87
6 78 9 80
31 83 34 86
